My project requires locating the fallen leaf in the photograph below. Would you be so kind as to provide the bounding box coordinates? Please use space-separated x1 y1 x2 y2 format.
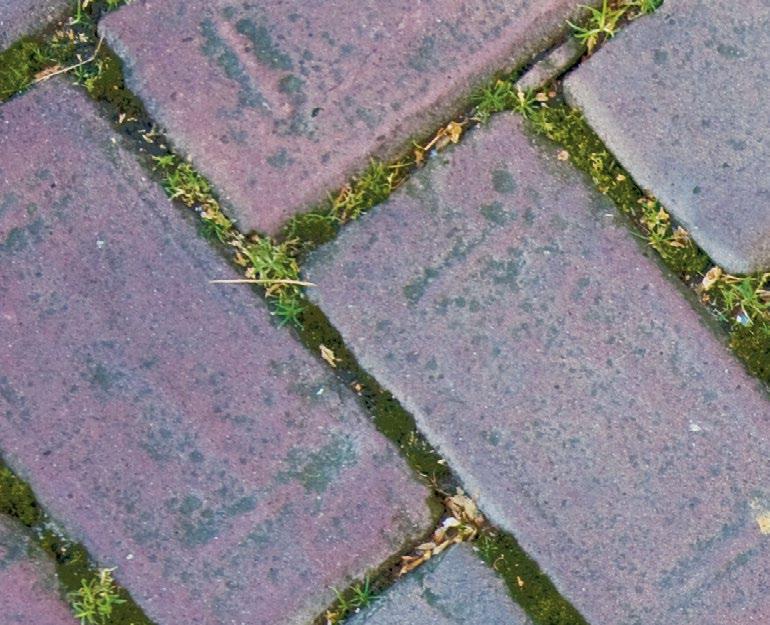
320 345 337 368
445 121 463 144
33 65 63 81
701 266 722 291
669 226 690 248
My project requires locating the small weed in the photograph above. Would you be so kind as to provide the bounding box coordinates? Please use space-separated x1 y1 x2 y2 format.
511 87 539 120
325 576 377 624
568 0 627 52
472 80 517 122
152 154 306 322
568 0 664 54
329 160 401 224
68 568 126 625
282 159 406 254
629 0 663 14
705 273 770 329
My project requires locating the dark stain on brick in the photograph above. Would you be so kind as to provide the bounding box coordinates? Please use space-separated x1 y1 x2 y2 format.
235 18 293 71
199 18 268 110
492 169 517 194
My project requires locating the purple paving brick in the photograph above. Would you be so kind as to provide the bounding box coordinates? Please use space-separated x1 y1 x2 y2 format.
0 79 431 625
0 0 68 51
0 517 75 625
564 1 770 273
306 113 770 625
99 0 593 235
346 544 532 625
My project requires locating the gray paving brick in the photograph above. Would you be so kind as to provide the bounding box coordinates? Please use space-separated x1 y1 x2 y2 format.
0 0 68 51
0 80 431 625
564 1 770 273
347 544 531 625
100 0 592 234
306 113 770 625
0 517 75 625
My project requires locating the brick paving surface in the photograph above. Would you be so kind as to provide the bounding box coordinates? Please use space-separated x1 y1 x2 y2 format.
100 0 591 234
0 80 431 625
0 0 68 51
0 517 75 625
347 544 531 625
306 114 770 625
564 0 770 273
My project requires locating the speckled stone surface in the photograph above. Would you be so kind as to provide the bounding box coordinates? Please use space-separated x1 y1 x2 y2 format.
0 517 75 625
564 1 770 273
99 0 593 234
0 0 68 51
0 80 432 625
346 544 531 625
306 113 770 625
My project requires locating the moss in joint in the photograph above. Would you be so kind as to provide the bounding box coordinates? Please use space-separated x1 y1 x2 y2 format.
0 1 131 104
0 463 153 625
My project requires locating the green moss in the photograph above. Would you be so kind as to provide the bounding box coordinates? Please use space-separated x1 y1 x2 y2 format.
0 37 68 101
476 530 588 625
521 103 708 277
282 160 408 258
0 465 42 526
730 324 770 384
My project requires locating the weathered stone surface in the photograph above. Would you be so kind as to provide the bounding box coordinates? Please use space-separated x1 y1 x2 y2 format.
347 544 531 625
564 1 770 274
0 80 431 625
306 114 770 625
0 517 75 625
0 0 68 51
516 38 583 92
100 0 593 234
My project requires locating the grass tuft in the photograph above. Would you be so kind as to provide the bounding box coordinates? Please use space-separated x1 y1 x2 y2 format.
568 0 664 53
68 568 126 625
325 576 377 624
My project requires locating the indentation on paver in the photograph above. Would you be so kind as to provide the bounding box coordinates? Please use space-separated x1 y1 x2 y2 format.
99 0 598 234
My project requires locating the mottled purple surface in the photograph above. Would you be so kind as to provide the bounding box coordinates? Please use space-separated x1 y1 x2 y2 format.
306 114 770 625
99 0 592 234
564 1 770 273
347 544 532 625
0 0 68 50
0 517 75 625
0 80 432 625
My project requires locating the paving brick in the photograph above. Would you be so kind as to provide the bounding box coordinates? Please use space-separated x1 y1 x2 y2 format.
0 80 432 625
0 517 75 625
347 544 531 625
0 0 68 51
99 0 592 235
306 113 770 625
564 1 770 274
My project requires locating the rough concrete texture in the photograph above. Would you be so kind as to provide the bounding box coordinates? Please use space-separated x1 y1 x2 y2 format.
100 0 594 234
306 113 770 625
0 517 75 625
0 0 68 51
564 0 770 273
516 38 583 92
0 80 431 625
347 544 531 625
